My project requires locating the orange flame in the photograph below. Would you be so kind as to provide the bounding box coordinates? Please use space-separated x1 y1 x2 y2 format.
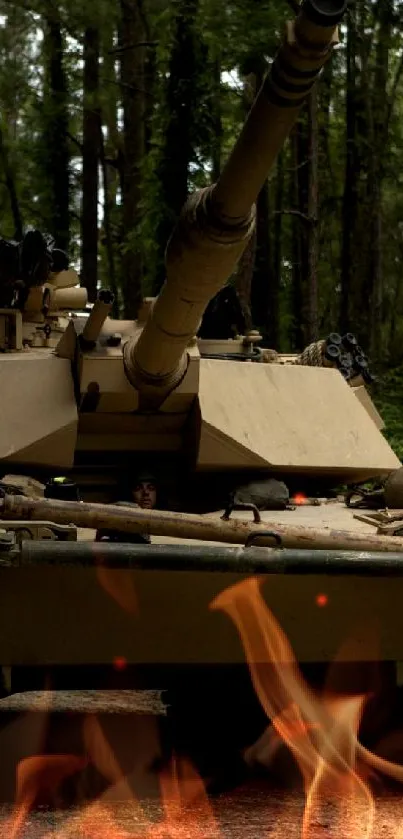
94 551 139 616
9 715 221 839
81 715 220 839
210 577 403 838
6 575 403 837
5 754 88 838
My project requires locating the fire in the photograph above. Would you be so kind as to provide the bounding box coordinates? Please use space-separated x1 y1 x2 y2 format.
4 754 88 838
292 493 308 506
210 577 403 837
95 554 139 616
84 719 220 838
5 715 221 839
5 575 403 837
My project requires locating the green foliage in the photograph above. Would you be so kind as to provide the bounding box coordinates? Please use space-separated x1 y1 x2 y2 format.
0 0 403 383
373 368 403 461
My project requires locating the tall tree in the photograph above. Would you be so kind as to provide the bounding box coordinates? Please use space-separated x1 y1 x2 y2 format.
0 2 33 237
153 0 202 291
367 0 393 355
289 127 305 351
98 20 122 313
272 149 284 347
81 24 101 301
240 57 275 342
42 6 70 251
306 87 319 343
0 123 23 238
119 0 147 318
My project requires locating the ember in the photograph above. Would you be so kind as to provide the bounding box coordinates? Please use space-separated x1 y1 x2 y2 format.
315 594 328 608
113 657 128 672
292 494 308 506
4 576 403 837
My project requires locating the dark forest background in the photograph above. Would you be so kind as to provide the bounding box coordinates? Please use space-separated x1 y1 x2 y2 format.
1 0 403 452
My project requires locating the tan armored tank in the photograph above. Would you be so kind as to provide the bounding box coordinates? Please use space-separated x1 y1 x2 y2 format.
1 0 403 687
0 0 398 486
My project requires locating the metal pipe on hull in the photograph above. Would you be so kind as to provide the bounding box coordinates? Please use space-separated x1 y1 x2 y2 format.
7 542 403 576
1 543 403 664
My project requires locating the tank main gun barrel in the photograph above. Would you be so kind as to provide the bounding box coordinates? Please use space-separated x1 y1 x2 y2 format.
124 0 346 405
212 0 345 223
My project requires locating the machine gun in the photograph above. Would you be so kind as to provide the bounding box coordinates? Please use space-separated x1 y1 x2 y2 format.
0 229 69 310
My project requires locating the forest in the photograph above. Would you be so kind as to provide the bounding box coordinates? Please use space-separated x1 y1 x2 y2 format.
0 0 403 450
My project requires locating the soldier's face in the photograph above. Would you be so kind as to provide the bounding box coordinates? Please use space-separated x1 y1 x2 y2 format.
132 481 157 509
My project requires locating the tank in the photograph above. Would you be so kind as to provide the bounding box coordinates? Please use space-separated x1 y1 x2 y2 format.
0 0 398 490
0 0 402 687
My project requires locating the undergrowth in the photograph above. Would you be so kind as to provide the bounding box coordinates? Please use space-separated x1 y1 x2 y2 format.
372 366 403 462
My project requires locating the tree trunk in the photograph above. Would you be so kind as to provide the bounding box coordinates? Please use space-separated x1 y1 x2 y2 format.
340 3 372 341
340 9 356 334
81 25 100 302
100 25 121 314
368 0 392 358
99 127 119 314
235 232 255 332
251 182 272 338
292 98 320 347
317 55 337 333
342 0 374 349
42 8 70 251
154 0 201 292
289 123 306 351
143 26 157 155
0 124 23 238
119 0 146 318
211 54 222 182
306 86 319 342
318 59 334 182
271 151 284 349
388 241 403 362
241 64 274 341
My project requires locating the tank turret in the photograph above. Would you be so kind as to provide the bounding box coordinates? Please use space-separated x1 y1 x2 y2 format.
0 0 400 486
123 0 346 407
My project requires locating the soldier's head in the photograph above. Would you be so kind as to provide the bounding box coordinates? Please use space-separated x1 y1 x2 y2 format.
131 472 157 510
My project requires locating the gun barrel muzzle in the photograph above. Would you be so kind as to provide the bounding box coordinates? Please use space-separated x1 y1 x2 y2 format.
211 0 347 224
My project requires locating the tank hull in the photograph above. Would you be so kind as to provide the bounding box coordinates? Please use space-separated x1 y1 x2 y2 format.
1 556 403 666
